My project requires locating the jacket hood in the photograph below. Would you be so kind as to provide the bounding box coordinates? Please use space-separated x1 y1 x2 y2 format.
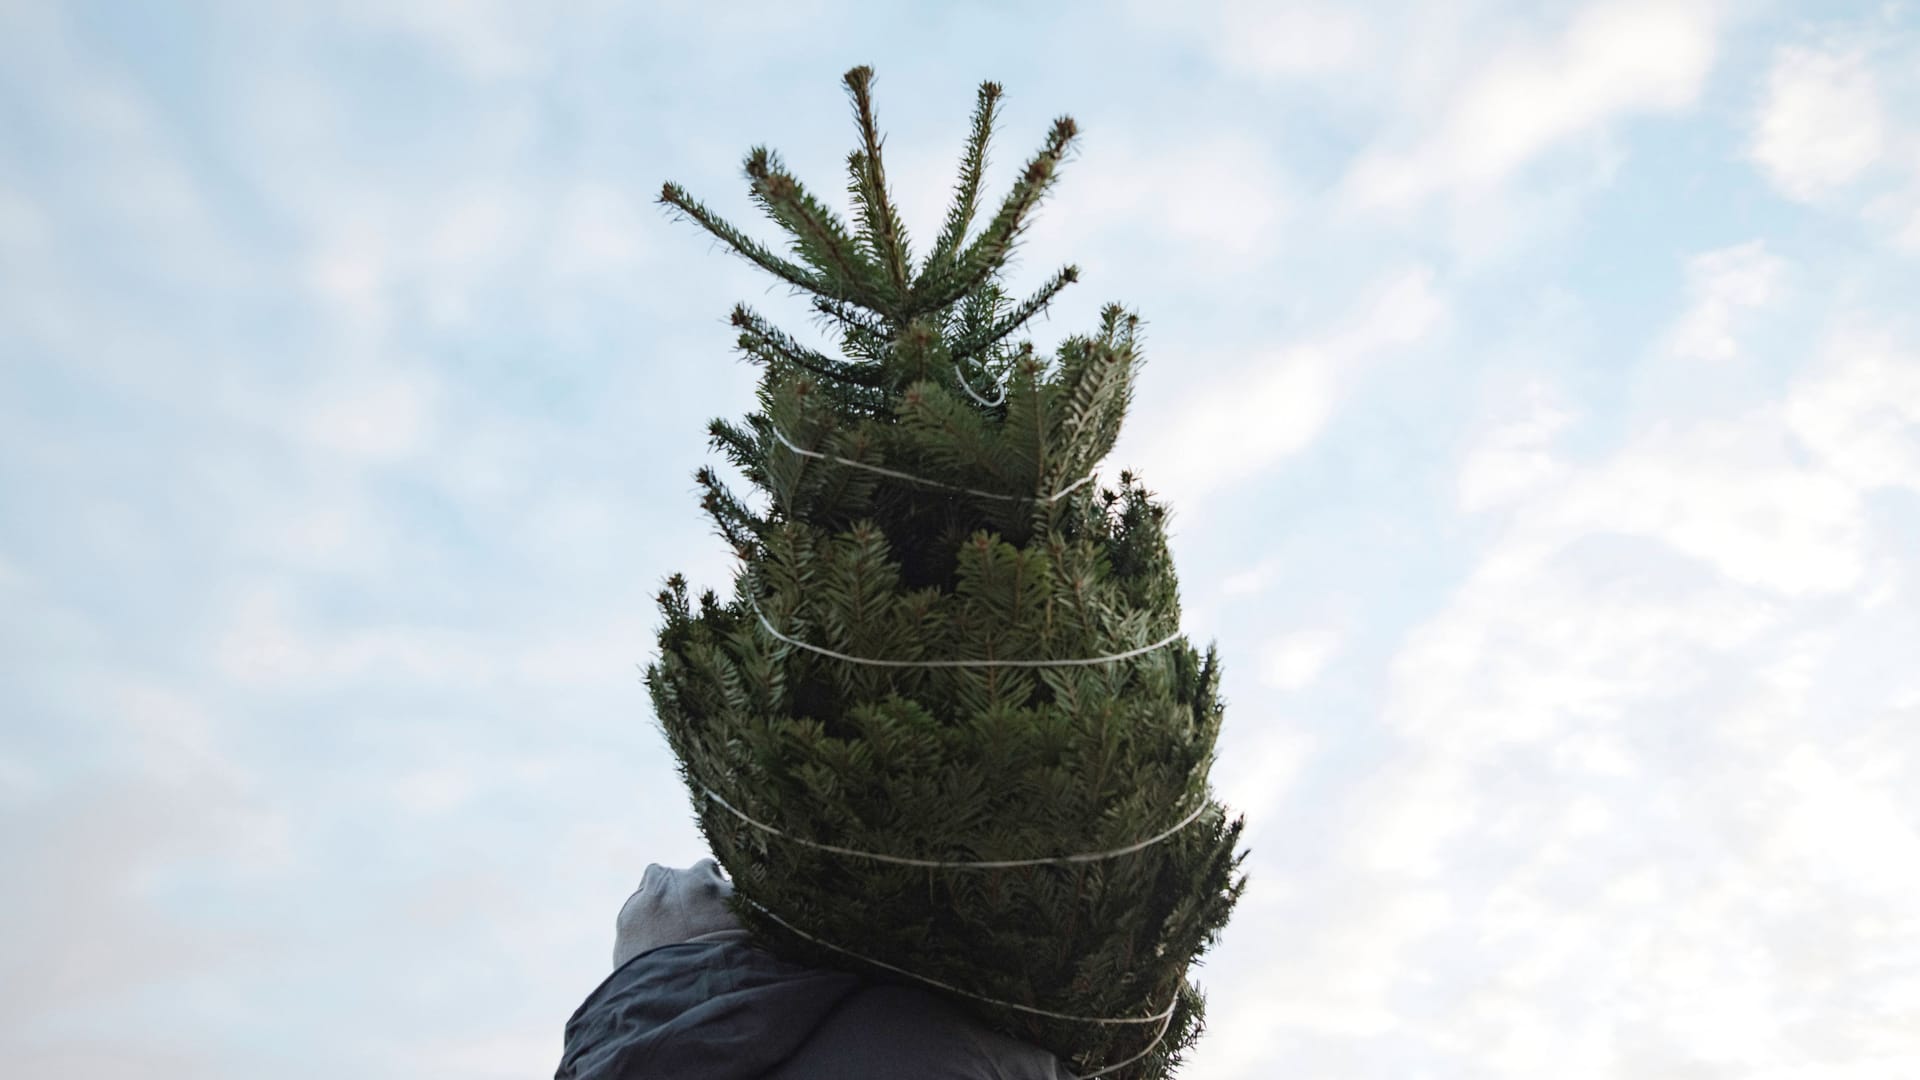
558 939 862 1080
557 938 1075 1080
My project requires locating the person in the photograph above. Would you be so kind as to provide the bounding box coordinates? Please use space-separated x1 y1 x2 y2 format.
556 858 1075 1079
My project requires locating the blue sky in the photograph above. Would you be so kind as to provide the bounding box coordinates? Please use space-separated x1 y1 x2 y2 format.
4 1 1920 1077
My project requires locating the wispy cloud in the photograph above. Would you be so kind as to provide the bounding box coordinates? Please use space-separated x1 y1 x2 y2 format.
1254 627 1344 691
1127 265 1445 512
1457 380 1576 513
7 3 1920 1078
1124 0 1370 80
1216 236 1920 1074
1662 241 1790 363
1340 0 1721 212
1750 42 1890 200
1749 24 1920 253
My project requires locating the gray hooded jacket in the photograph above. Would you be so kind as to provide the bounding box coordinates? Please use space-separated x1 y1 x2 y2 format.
556 860 1074 1080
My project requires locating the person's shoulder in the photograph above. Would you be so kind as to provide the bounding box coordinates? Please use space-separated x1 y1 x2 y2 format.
769 979 1074 1080
561 941 867 1080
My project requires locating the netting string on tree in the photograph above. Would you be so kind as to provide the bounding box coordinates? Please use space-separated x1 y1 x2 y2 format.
952 360 1009 407
681 438 1204 1069
744 896 1180 1079
690 772 1213 866
765 421 1099 506
649 65 1249 1080
687 758 1204 1075
744 582 1183 669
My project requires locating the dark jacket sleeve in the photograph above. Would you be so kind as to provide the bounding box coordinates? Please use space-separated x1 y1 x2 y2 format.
557 940 862 1080
557 940 1074 1080
766 980 1076 1080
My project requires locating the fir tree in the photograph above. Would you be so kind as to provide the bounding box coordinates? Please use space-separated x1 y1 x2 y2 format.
646 66 1248 1079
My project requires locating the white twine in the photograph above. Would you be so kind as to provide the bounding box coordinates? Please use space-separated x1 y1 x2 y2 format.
1074 1005 1178 1079
953 360 1008 407
692 778 1210 870
742 388 1188 1075
769 424 1098 506
740 893 1177 1028
748 590 1181 670
740 895 1178 1077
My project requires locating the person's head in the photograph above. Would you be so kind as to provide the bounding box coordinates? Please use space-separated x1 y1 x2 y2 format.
613 858 743 967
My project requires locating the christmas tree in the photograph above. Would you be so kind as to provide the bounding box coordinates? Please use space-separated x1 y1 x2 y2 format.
646 67 1247 1079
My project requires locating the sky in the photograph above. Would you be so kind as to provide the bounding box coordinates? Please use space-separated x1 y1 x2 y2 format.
2 0 1919 1077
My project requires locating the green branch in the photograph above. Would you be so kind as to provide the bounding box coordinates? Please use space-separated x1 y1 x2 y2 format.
911 115 1079 317
949 264 1081 364
658 181 828 298
744 146 884 307
843 66 914 306
732 303 890 389
924 79 1003 280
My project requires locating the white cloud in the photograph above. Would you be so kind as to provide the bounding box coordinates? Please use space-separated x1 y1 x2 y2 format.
1313 248 1920 1072
1479 409 1870 599
1458 381 1576 512
1213 726 1313 833
209 583 659 696
0 775 291 1044
1341 0 1720 211
1255 627 1343 690
1866 138 1920 251
1143 344 1335 499
1348 751 1479 877
0 8 248 299
425 185 529 279
386 1031 566 1080
1131 266 1444 509
236 67 649 341
1663 240 1790 362
1045 137 1289 281
1750 44 1889 201
115 684 251 790
547 181 651 278
1217 881 1455 1038
296 369 441 465
1325 265 1450 354
244 489 394 576
1785 324 1920 495
1219 556 1284 597
307 239 390 335
1125 0 1369 79
0 184 51 260
0 755 41 801
514 616 656 686
1338 512 1914 1074
0 678 298 1061
211 584 491 690
12 4 1920 1078
332 0 561 80
1748 29 1920 256
1767 742 1920 899
393 764 479 816
1212 3 1368 78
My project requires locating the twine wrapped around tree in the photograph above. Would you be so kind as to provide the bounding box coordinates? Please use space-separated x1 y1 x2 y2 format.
646 66 1248 1080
